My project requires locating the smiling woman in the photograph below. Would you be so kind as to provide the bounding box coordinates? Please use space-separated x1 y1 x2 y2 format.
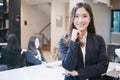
59 2 109 80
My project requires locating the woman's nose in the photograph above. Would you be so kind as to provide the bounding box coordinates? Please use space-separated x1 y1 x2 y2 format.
78 16 83 22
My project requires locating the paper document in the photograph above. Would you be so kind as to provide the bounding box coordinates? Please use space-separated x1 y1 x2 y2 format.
115 49 120 58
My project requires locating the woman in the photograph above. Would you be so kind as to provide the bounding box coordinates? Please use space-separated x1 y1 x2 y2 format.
25 36 46 66
59 2 109 80
1 34 23 69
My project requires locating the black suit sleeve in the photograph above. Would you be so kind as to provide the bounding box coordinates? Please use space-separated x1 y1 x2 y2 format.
26 51 41 65
59 38 80 71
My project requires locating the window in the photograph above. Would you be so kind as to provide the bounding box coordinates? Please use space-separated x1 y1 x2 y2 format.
111 10 120 32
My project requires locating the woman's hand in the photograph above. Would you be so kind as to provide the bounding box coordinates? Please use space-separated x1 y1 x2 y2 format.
71 29 79 42
64 70 79 76
71 29 83 42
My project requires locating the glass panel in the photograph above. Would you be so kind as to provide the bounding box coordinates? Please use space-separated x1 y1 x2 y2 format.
112 10 120 32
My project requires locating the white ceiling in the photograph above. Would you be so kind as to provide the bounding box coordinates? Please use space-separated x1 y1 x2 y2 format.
21 0 69 5
21 0 69 18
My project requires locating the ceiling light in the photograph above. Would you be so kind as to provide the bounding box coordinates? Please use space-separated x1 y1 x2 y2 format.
0 0 3 6
0 3 3 6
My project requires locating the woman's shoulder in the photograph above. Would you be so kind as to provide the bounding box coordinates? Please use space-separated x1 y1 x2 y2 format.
60 33 69 41
25 50 34 57
26 50 33 53
59 35 66 44
91 34 105 43
94 34 104 40
59 33 70 47
88 32 103 39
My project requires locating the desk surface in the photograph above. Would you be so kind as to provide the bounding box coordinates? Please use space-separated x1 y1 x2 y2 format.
0 61 119 80
106 62 120 78
0 61 65 80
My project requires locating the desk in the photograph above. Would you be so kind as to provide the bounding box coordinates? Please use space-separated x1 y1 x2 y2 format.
0 61 119 80
0 61 65 80
107 43 120 61
0 43 7 51
0 43 7 46
106 62 120 78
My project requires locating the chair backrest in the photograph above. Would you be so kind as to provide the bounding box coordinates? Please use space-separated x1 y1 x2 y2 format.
21 51 34 66
115 49 120 63
115 48 120 58
21 51 27 67
52 47 61 61
0 65 8 71
107 44 120 62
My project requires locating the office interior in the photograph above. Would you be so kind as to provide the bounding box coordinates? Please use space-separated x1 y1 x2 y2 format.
0 0 120 62
0 0 120 79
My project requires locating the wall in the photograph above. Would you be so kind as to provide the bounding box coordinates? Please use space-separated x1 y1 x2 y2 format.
21 3 50 49
111 0 120 9
88 0 111 44
51 1 66 53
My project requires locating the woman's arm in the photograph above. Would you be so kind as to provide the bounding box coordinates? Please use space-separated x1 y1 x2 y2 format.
26 51 41 65
59 38 79 71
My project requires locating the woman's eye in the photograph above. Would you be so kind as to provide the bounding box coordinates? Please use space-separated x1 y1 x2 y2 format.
75 15 79 18
82 14 88 18
83 15 87 18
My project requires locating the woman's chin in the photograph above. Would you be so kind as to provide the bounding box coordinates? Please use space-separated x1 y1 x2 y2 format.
78 29 84 31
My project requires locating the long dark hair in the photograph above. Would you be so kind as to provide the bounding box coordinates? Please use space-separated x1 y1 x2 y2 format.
27 36 38 55
64 2 96 44
7 34 21 52
6 34 22 68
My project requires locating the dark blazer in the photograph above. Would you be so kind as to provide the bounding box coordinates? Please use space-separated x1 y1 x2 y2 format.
59 33 109 80
0 46 23 69
25 50 46 66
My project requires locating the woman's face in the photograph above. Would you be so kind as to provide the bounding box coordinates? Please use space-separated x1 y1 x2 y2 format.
35 38 40 48
74 7 90 32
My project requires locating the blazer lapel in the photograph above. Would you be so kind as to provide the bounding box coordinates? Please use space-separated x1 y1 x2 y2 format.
85 33 94 65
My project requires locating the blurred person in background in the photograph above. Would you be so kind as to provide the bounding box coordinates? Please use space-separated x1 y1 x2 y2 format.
25 36 47 66
1 34 24 69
